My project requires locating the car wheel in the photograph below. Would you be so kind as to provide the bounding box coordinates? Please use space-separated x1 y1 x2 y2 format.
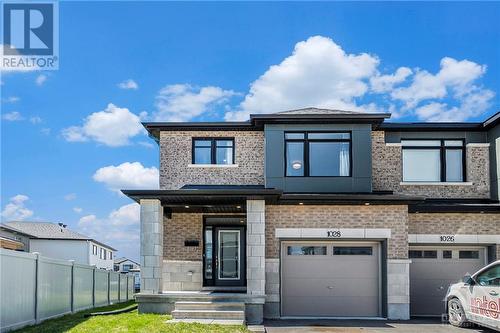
448 298 467 327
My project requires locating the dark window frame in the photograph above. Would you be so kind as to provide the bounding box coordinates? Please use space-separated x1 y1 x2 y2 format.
333 246 373 255
401 138 466 182
192 137 235 165
284 131 352 177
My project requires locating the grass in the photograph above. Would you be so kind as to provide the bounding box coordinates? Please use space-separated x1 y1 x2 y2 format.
14 301 250 333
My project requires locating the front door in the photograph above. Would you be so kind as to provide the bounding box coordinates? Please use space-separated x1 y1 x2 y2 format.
203 225 246 287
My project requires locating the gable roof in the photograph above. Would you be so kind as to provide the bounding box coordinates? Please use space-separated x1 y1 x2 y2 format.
3 221 117 251
276 107 366 115
114 257 140 265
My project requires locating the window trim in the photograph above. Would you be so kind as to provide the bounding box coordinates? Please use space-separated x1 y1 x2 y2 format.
401 138 466 183
284 131 352 177
192 137 235 165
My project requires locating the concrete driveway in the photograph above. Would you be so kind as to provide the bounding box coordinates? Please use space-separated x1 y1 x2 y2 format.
264 318 496 333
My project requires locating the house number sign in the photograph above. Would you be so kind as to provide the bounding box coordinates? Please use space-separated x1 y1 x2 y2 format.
327 230 342 238
440 235 455 242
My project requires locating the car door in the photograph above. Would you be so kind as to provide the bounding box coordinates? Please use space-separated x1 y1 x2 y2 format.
469 264 500 330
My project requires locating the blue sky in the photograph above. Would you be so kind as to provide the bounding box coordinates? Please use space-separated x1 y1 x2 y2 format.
1 2 499 261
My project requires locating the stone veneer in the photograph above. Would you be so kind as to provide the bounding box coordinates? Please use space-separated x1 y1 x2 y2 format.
372 131 490 198
159 130 264 189
265 205 409 259
140 199 163 294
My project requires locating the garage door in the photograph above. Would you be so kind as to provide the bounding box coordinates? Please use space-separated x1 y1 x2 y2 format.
281 241 380 317
409 246 487 316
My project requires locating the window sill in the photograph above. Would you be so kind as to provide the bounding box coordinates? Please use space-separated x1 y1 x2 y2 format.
400 182 473 186
188 164 239 168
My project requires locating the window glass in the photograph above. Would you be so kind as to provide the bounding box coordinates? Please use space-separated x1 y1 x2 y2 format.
409 250 422 258
459 250 479 259
204 227 213 280
286 142 304 176
216 140 233 147
194 147 211 164
216 147 233 164
401 140 441 146
445 140 463 147
476 265 500 286
403 149 441 181
287 246 327 255
309 142 350 176
308 132 350 140
443 250 452 259
423 250 437 258
285 133 305 140
409 250 437 258
194 139 211 147
333 247 372 255
446 150 463 182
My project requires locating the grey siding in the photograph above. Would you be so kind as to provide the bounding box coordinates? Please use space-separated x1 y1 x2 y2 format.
264 124 372 193
385 131 487 144
488 123 500 200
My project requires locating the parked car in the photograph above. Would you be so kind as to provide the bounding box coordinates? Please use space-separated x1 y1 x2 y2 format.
446 260 500 330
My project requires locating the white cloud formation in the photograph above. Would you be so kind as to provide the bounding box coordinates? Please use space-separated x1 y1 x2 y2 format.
73 207 83 213
370 67 412 93
93 162 159 192
2 96 20 103
61 103 144 147
77 203 140 259
154 84 237 122
40 128 51 135
30 116 42 124
35 74 47 86
118 79 139 90
2 111 24 121
1 194 34 221
64 193 77 201
225 36 380 121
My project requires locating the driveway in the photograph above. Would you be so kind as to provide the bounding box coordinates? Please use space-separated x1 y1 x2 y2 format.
264 318 496 333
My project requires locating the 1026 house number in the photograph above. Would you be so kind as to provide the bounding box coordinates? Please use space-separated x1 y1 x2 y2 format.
440 235 455 242
327 230 342 238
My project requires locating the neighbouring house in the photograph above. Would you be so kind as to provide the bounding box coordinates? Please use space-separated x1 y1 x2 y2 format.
0 221 116 270
114 257 141 291
122 108 500 324
0 223 31 251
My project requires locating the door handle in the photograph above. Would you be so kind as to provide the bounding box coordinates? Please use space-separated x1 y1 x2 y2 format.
489 291 499 296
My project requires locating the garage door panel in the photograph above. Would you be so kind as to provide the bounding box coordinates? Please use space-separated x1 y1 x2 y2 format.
282 296 379 317
282 241 380 317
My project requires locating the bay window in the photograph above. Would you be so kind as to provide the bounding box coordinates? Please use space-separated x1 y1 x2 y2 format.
402 139 465 182
285 132 351 177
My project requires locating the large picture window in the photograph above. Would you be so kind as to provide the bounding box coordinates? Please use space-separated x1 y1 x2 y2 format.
193 138 234 165
285 132 351 177
402 139 465 182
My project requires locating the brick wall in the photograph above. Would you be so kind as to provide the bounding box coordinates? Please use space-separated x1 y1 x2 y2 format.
163 213 202 261
408 213 500 235
265 205 409 259
372 131 490 198
159 130 265 189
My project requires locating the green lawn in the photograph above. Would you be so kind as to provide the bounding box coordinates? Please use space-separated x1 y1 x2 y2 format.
14 301 249 333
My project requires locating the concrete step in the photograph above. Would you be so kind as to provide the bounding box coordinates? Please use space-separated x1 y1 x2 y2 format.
175 301 245 311
172 309 245 320
167 318 245 325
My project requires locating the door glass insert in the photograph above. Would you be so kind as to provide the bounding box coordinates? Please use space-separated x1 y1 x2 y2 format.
218 230 240 279
204 227 213 280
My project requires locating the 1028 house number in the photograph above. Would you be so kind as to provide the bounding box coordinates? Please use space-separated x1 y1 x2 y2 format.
327 230 342 238
440 235 455 242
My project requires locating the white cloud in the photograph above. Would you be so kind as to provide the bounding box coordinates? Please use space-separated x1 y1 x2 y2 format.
73 207 83 213
64 193 77 201
138 141 155 148
1 194 34 221
225 36 380 121
77 203 140 258
2 96 20 103
2 111 24 121
35 74 47 86
30 116 42 124
61 103 144 147
370 67 412 93
118 79 139 90
93 162 159 192
154 84 237 122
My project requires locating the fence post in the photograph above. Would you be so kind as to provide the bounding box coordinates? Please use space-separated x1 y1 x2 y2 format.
107 271 110 305
33 252 40 324
126 274 129 300
69 260 75 313
117 273 121 303
92 266 96 308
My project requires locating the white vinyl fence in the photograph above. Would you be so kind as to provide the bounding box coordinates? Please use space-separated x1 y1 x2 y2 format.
0 249 134 332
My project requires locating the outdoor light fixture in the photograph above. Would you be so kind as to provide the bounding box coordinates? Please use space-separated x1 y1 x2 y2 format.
299 202 304 205
236 205 241 209
292 161 302 170
184 205 190 209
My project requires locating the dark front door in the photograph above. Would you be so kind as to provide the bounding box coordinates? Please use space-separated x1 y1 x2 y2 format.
203 225 246 287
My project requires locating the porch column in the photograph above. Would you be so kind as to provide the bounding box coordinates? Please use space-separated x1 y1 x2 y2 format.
246 199 266 296
140 199 163 294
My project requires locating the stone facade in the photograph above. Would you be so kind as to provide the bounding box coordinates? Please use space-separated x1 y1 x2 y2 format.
159 130 264 189
265 205 409 259
408 213 500 235
140 199 163 294
246 200 266 297
162 260 202 291
372 131 490 198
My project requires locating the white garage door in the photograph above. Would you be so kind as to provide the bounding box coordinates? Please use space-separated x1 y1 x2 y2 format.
281 241 381 317
409 246 487 316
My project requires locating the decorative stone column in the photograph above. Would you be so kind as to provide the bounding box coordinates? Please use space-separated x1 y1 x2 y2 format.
140 199 163 294
246 199 266 324
387 259 411 320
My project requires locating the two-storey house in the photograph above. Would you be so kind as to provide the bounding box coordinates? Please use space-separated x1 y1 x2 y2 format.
123 108 499 324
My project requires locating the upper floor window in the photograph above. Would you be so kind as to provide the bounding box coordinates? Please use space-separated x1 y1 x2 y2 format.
402 139 464 182
285 132 351 177
92 245 98 255
109 252 112 260
123 264 134 271
193 138 234 165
